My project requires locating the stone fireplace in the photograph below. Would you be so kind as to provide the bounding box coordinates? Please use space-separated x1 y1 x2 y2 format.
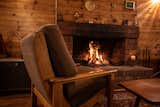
58 22 139 66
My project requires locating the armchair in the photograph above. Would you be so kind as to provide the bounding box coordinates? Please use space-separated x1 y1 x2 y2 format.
21 24 117 107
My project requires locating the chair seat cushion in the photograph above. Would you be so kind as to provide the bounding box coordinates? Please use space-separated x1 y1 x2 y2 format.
40 25 77 77
63 66 107 107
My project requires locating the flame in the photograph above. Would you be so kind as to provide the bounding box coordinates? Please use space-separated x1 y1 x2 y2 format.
88 41 107 65
80 41 110 65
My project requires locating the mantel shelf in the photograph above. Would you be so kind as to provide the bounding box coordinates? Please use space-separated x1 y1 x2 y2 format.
58 22 139 39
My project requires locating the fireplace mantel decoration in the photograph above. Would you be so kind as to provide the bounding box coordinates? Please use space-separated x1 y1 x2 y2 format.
84 0 96 11
125 0 136 10
58 22 139 65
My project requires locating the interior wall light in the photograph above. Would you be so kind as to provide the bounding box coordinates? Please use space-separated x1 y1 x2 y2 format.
151 0 160 4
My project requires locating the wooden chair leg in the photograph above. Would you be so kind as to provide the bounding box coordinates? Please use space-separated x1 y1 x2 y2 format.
106 74 115 107
134 97 141 107
32 92 38 107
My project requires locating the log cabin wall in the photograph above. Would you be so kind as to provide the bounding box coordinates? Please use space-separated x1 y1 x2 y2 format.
0 0 160 63
0 0 56 57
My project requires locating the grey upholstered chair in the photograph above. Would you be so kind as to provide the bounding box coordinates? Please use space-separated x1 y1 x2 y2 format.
21 24 117 107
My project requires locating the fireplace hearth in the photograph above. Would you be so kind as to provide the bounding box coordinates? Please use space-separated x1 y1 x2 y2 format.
58 22 139 66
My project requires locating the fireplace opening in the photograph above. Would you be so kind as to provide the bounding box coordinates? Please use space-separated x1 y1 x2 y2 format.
73 36 125 66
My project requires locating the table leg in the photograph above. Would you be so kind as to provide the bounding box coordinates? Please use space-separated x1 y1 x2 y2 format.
106 73 115 107
134 97 140 107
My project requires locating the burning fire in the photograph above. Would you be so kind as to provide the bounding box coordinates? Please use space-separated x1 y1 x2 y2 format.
87 41 109 65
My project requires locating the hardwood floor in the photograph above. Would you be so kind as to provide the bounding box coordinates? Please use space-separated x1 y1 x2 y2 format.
0 94 31 107
0 92 159 107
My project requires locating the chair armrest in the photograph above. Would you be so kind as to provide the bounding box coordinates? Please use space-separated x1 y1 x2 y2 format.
32 87 53 107
47 69 117 84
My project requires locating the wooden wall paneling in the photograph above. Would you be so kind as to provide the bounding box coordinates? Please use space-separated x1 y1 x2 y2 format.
0 0 56 57
57 0 137 25
137 0 160 61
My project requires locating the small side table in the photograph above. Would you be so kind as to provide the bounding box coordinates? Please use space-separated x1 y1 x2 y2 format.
0 58 31 94
119 79 160 107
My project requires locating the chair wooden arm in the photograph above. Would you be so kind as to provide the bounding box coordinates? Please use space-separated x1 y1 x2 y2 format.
44 69 117 107
47 69 117 84
32 87 53 107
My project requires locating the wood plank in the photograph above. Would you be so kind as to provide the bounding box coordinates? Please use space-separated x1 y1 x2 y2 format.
49 69 117 83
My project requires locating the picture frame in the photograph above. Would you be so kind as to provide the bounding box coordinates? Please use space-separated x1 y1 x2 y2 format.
125 0 135 10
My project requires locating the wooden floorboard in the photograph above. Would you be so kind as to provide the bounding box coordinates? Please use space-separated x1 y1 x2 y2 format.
0 94 31 107
0 92 159 107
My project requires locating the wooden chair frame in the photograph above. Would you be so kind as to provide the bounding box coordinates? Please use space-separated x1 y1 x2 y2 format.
32 69 117 107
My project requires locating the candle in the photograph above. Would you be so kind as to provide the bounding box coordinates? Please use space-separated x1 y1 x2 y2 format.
131 55 136 61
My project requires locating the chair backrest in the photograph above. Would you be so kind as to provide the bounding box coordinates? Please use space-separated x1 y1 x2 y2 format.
39 25 77 77
21 24 77 103
21 30 54 102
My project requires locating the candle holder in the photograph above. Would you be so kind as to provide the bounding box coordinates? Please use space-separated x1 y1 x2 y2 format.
129 55 137 66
